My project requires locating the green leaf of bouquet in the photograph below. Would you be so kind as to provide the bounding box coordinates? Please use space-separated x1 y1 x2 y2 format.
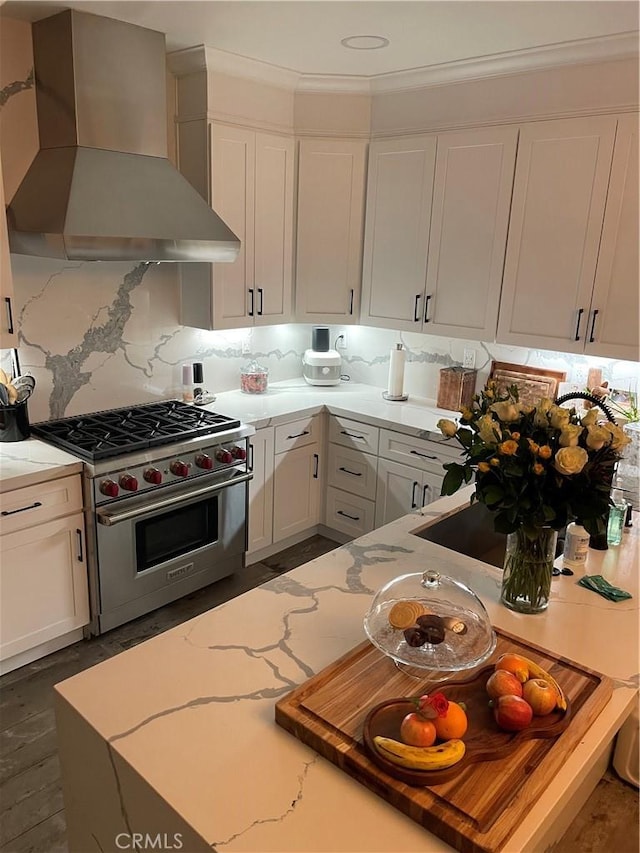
542 504 556 521
482 485 504 506
441 465 465 495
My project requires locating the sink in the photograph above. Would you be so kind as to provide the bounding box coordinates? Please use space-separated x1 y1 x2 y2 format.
412 502 507 568
413 502 565 568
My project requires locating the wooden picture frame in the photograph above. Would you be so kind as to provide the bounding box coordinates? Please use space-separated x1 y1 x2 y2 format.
489 361 567 407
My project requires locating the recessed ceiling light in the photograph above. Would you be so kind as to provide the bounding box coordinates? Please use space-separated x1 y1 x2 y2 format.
341 35 390 51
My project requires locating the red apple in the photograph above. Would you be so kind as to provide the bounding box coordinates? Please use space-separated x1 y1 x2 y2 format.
486 669 524 700
522 678 558 716
493 695 533 732
399 712 437 747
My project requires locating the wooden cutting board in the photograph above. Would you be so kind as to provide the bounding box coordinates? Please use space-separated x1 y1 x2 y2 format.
275 630 612 853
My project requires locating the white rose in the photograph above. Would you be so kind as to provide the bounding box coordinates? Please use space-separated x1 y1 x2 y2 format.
549 405 571 429
602 422 632 452
437 418 457 438
585 424 610 451
490 401 520 423
477 414 501 445
554 446 588 476
581 409 600 427
559 424 584 447
533 398 554 428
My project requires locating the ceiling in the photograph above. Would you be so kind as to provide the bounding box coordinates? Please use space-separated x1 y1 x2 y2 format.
2 0 639 81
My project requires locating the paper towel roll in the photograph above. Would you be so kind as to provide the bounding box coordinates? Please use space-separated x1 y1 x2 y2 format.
388 344 405 397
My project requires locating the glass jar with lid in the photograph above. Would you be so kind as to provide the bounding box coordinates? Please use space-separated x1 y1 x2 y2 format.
240 359 268 394
364 569 496 677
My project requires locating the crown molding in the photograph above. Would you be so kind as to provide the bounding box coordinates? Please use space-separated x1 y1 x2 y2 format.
169 32 638 95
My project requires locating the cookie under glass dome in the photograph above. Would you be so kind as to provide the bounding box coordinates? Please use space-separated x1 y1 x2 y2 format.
364 569 496 676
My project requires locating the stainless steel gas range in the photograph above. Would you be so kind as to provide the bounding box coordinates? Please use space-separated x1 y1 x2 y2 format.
31 401 254 635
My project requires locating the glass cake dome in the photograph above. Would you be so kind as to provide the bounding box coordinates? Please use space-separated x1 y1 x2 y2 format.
364 569 496 674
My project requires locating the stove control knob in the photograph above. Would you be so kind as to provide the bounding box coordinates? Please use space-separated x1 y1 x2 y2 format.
100 479 119 498
230 445 247 461
170 460 190 477
143 468 163 485
195 453 213 470
216 448 233 464
119 474 139 492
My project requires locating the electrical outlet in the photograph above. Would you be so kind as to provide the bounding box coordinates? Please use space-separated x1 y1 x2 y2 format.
241 337 251 354
335 333 347 350
463 349 476 369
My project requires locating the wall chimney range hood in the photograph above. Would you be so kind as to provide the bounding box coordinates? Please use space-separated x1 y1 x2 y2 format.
7 10 240 263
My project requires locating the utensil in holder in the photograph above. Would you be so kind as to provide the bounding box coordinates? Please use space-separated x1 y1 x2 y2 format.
0 401 30 442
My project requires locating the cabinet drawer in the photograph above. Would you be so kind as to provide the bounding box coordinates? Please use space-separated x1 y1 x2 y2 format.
327 443 377 500
326 487 376 539
328 415 379 455
274 415 319 454
0 475 83 536
378 428 461 475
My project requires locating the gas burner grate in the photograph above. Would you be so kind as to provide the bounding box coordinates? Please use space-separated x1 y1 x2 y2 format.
31 401 241 461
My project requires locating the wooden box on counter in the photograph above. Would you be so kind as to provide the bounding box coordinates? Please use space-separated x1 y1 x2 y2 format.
437 367 477 411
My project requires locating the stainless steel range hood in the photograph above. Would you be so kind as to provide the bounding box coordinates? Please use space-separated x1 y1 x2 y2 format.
7 10 240 263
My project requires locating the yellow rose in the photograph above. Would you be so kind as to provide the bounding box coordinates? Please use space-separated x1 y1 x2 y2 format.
602 422 632 452
554 446 588 476
490 401 520 423
549 405 571 429
499 439 519 456
533 398 554 428
478 461 491 473
460 408 474 421
581 409 600 427
533 463 544 475
559 424 584 447
585 424 610 451
490 457 500 467
538 445 552 459
437 418 458 438
527 438 539 454
510 432 521 441
477 414 501 444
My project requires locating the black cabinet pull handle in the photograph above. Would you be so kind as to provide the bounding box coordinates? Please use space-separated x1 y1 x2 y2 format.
349 289 354 315
248 288 255 317
574 307 584 341
340 430 365 441
422 484 430 506
410 449 437 460
411 480 419 509
337 510 360 521
339 466 362 477
76 528 84 563
313 453 319 479
589 309 599 343
5 298 14 335
248 443 254 472
287 430 310 440
1 501 42 516
413 294 421 322
257 287 264 316
424 294 432 324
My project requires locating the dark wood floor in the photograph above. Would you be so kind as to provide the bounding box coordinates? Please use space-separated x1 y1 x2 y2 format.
0 535 638 852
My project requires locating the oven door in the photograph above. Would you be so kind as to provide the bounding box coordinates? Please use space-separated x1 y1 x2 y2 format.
94 471 251 626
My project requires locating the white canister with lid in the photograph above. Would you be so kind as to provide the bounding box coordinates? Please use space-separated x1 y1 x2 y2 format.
563 522 590 569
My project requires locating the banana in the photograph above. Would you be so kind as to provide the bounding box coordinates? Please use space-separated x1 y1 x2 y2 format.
520 656 568 712
373 736 466 771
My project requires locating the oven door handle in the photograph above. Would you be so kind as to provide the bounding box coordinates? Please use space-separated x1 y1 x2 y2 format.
95 472 253 527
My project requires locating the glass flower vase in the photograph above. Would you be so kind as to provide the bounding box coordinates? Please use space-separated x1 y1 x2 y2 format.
500 527 557 614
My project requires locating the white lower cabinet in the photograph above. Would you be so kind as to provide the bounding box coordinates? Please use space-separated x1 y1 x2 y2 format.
273 442 322 543
326 487 376 539
0 474 89 671
247 428 275 555
375 459 443 528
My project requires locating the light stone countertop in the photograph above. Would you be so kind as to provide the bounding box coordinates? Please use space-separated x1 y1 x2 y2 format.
54 487 639 853
0 381 457 492
0 439 82 493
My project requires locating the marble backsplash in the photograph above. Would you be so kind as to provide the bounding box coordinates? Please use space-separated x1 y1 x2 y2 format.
2 254 638 424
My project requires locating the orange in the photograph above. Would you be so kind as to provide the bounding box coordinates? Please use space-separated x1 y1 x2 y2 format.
433 701 468 740
494 653 529 683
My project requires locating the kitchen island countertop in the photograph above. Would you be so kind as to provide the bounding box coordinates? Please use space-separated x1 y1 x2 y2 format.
54 488 639 853
0 439 82 492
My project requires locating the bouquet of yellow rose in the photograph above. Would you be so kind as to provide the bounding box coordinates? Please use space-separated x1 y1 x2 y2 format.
437 381 631 539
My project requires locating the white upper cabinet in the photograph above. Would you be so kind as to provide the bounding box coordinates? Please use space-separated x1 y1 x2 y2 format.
0 154 17 349
360 135 436 331
496 116 617 353
180 123 295 331
586 115 639 361
423 127 518 340
295 138 367 323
